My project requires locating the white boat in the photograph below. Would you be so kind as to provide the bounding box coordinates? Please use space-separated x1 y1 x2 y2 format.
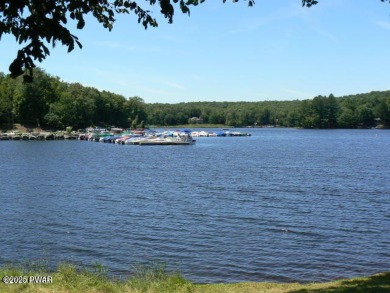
125 132 195 145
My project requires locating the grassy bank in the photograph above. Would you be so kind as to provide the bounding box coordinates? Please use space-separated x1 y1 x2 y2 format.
1 264 389 293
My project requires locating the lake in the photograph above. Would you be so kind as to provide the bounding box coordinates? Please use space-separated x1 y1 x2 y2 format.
1 128 389 283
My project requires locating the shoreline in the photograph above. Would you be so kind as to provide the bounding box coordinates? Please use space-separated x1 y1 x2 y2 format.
1 264 389 292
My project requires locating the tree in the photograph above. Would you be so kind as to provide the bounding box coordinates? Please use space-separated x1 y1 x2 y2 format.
46 83 96 128
338 107 357 128
11 68 59 125
356 105 375 128
299 99 321 128
95 91 128 127
325 94 339 128
0 73 15 126
260 108 271 126
225 111 236 126
125 96 147 128
1 0 255 81
310 94 339 128
376 98 390 127
163 113 176 126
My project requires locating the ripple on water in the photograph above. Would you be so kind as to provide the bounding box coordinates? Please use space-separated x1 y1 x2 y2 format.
0 129 390 283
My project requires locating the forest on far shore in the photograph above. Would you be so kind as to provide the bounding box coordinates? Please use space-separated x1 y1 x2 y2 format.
1 69 389 130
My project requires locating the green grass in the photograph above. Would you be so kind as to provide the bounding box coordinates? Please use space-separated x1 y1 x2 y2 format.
1 263 389 293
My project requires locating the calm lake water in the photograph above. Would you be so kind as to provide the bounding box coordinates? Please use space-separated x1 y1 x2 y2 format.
1 128 389 283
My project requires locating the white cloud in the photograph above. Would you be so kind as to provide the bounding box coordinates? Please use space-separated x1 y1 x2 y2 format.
163 81 185 90
375 21 390 30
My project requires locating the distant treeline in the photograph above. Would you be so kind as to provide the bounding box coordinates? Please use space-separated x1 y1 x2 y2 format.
0 69 146 129
1 69 389 129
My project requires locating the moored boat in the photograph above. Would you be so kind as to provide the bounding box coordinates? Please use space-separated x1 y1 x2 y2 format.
126 131 195 146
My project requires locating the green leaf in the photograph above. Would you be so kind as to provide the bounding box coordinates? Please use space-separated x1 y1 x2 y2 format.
180 1 190 15
67 41 74 52
77 18 85 29
9 59 24 78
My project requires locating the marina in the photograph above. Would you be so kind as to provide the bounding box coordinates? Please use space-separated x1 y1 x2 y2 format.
0 128 251 144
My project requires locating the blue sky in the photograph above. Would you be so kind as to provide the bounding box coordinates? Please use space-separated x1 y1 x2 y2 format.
1 0 390 103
